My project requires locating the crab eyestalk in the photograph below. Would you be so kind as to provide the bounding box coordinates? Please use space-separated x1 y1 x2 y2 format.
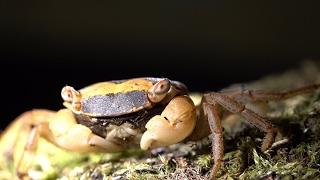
147 79 171 103
61 86 82 111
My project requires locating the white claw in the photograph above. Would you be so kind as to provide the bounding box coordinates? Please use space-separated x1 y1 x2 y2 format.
140 96 196 150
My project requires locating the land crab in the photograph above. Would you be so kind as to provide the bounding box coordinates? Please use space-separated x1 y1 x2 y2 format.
1 77 319 179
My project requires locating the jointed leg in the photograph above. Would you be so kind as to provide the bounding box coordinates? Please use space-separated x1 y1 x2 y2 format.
16 124 40 178
204 92 277 151
203 92 278 178
2 109 126 179
223 83 320 102
0 110 56 178
202 103 224 179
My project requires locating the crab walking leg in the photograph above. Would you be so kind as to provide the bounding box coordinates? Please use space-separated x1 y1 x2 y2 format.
16 125 40 178
223 83 320 102
140 96 196 150
0 110 56 177
1 109 125 178
202 103 224 179
204 92 277 151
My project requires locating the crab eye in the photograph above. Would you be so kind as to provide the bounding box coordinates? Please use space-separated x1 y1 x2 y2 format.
154 79 171 95
148 79 171 103
61 86 80 102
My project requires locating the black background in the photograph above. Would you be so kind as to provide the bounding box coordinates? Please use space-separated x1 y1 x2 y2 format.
1 1 320 129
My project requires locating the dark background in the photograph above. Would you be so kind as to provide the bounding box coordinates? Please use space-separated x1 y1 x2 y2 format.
1 1 320 129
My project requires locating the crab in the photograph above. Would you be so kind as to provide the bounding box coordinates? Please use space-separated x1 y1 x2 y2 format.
1 77 319 179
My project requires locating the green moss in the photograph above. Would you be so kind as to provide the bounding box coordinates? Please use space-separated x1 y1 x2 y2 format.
195 154 212 169
240 147 320 179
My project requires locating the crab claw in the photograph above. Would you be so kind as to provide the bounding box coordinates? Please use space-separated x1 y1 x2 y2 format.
61 86 82 111
140 96 196 150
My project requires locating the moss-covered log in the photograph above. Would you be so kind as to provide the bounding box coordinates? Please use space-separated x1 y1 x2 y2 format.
1 61 320 180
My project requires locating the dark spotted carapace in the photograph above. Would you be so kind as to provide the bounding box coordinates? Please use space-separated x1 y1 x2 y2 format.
81 90 151 117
